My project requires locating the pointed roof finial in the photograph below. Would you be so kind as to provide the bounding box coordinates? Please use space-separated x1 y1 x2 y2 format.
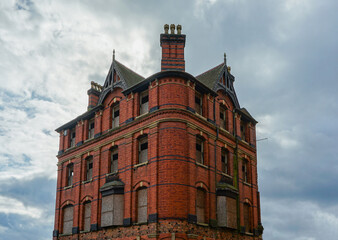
113 49 115 61
224 52 227 65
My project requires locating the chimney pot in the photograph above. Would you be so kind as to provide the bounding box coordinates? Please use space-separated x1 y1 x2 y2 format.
170 24 175 34
164 24 169 34
177 24 182 35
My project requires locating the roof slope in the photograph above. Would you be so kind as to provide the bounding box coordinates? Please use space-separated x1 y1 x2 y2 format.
195 63 224 90
114 60 145 88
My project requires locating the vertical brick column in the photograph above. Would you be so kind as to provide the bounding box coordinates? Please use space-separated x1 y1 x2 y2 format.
186 81 195 113
72 157 82 234
207 95 214 122
76 121 84 146
133 92 140 117
149 80 159 112
235 113 241 138
91 149 101 231
53 164 63 238
58 132 65 153
95 110 102 137
123 136 133 226
187 125 197 223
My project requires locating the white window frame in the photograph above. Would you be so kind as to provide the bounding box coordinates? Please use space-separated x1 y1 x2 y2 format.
139 91 149 115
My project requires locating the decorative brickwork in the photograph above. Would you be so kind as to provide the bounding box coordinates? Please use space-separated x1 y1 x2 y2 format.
54 25 263 240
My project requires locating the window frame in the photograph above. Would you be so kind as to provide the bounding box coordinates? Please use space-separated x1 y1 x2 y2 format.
111 104 120 128
69 127 76 148
62 205 74 235
217 196 237 228
101 193 124 227
139 91 149 115
138 135 148 164
221 148 229 175
86 156 93 181
196 136 204 165
83 201 91 232
110 146 118 173
242 159 250 184
195 92 203 115
88 118 95 139
243 203 252 233
196 188 206 224
219 106 227 130
67 163 74 186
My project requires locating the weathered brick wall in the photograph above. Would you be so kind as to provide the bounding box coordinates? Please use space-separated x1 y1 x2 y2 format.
54 76 261 239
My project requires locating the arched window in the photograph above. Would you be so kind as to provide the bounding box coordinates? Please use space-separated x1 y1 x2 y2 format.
243 203 252 233
83 201 91 232
196 188 206 223
138 135 148 164
62 205 73 234
137 188 147 223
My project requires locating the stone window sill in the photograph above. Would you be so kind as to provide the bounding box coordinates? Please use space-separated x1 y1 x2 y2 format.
106 171 118 177
82 179 92 184
59 233 72 236
134 221 147 225
134 161 148 169
196 162 208 169
221 172 232 178
196 222 209 227
136 112 149 119
64 185 72 190
243 182 252 187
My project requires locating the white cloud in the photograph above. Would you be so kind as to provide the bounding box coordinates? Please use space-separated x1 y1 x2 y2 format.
0 195 43 219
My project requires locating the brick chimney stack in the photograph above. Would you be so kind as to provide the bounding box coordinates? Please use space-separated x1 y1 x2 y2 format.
160 24 186 71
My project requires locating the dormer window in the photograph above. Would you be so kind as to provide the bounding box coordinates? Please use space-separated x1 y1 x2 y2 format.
140 91 149 115
69 127 76 148
195 92 202 115
112 104 120 128
88 119 95 139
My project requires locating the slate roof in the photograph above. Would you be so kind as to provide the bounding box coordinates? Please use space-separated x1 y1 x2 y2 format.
195 63 224 90
114 60 145 88
238 107 258 123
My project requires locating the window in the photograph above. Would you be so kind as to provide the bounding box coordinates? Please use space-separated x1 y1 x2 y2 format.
67 163 74 186
101 194 124 227
83 201 91 232
86 157 93 181
112 104 119 128
243 203 252 233
242 160 250 184
137 188 147 223
217 196 237 228
240 122 246 141
221 148 229 175
110 147 118 173
196 188 206 223
62 205 73 234
138 135 148 164
88 118 95 139
196 136 204 164
69 127 76 148
195 92 202 115
140 91 149 115
220 107 227 130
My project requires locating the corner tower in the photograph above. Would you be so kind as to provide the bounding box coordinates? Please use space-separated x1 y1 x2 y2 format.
53 25 263 240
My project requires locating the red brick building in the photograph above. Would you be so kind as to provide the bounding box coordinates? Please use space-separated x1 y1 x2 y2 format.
53 24 263 240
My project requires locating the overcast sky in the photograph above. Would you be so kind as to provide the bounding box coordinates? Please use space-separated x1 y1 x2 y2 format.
0 0 337 239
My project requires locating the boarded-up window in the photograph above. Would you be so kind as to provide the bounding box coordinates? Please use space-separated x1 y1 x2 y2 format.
195 92 202 115
112 105 120 128
63 205 73 234
137 188 147 223
110 147 118 173
220 107 227 130
83 202 91 232
196 188 205 223
101 194 124 227
70 128 76 147
88 119 95 139
67 164 73 186
244 203 252 233
86 157 93 181
217 196 237 228
138 136 148 164
140 91 149 115
196 136 204 164
221 149 229 174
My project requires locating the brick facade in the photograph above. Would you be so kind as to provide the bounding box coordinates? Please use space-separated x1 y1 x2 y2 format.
54 25 263 240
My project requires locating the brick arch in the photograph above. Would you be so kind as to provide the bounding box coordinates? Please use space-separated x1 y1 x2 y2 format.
107 95 122 107
195 181 209 192
80 195 93 204
134 129 150 139
60 199 75 209
243 197 253 206
133 180 150 190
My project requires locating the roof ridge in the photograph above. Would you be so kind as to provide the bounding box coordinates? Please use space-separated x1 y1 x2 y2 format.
195 62 224 78
115 60 145 79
